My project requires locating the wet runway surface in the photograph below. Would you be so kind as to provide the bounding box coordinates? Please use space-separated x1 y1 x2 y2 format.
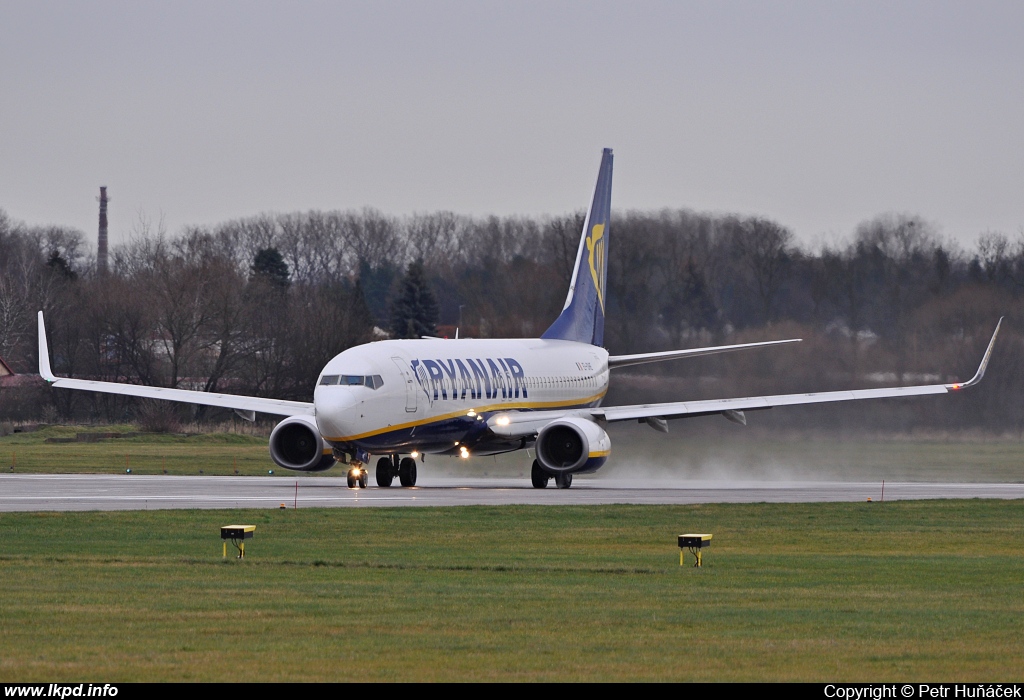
2 473 1023 511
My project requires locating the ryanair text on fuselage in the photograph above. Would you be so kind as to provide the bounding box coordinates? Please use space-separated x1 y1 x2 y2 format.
410 358 528 402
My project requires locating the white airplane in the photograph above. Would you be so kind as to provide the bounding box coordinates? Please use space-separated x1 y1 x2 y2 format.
37 148 1001 489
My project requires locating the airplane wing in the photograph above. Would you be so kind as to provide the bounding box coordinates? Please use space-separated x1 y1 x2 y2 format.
608 338 801 368
37 312 314 418
592 383 949 423
489 318 1002 437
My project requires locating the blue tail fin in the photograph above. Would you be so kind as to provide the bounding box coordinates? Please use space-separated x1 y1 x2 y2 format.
541 148 613 346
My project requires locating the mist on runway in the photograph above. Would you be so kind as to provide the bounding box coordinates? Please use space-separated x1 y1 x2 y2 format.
420 422 1024 486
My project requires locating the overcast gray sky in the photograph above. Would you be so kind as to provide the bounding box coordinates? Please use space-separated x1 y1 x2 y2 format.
1 1 1022 249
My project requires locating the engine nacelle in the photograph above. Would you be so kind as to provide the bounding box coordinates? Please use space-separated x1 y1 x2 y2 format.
535 416 611 474
269 415 336 471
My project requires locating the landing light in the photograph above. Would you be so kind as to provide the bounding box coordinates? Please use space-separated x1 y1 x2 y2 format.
459 447 469 459
411 451 419 459
495 416 510 426
467 409 476 417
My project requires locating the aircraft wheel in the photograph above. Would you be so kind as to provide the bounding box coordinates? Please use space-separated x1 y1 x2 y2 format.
376 457 394 487
555 472 573 489
399 457 418 487
346 473 357 489
531 460 550 489
358 471 368 488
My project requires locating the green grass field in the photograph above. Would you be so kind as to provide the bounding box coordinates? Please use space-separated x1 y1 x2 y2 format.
2 500 1023 681
0 425 283 477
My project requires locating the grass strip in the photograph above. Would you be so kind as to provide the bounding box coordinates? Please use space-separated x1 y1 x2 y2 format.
1 500 1022 681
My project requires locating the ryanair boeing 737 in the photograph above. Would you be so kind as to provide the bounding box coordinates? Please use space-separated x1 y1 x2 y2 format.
37 149 1001 488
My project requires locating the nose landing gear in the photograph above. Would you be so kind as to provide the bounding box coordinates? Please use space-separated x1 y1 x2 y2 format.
346 464 368 489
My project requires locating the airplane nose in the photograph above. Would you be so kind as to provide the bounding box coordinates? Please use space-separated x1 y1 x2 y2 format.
315 388 362 437
317 388 362 415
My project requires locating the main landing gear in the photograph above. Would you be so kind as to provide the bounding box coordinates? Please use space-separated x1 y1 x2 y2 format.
531 460 572 489
374 454 418 488
375 457 393 487
398 457 418 487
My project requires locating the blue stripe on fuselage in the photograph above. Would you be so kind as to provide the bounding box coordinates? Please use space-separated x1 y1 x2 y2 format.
327 397 603 456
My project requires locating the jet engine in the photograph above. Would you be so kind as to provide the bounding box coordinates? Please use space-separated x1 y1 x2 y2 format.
535 416 610 474
269 415 336 471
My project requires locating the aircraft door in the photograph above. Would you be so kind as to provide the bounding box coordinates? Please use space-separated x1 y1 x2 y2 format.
391 357 418 413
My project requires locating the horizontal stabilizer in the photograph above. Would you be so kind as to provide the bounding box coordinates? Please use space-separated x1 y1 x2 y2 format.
609 338 801 369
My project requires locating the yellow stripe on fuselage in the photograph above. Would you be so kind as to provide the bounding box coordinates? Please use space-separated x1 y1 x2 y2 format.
325 389 607 442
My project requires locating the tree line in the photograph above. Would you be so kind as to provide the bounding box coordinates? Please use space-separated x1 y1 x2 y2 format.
0 205 1020 431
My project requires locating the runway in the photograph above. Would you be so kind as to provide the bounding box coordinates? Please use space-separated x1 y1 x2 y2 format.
1 473 1023 511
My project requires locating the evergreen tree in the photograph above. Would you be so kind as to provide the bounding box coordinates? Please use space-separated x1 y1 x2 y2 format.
389 259 438 338
46 250 76 280
251 248 290 289
358 257 399 326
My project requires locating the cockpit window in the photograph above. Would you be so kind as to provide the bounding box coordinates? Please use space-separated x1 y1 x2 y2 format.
320 374 383 389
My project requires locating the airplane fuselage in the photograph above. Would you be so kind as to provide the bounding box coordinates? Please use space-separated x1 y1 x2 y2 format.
314 338 609 457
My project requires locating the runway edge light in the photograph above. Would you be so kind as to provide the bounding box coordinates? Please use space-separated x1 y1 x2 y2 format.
679 533 712 567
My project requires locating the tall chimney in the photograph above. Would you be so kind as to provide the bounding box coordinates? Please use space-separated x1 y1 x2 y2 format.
98 186 109 274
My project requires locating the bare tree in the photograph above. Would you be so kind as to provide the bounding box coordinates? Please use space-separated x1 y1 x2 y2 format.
729 216 793 324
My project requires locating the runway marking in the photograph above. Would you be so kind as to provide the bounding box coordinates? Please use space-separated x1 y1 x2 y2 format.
3 474 1024 512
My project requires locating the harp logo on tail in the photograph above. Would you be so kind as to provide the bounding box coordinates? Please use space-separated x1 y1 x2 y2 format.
587 224 606 312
